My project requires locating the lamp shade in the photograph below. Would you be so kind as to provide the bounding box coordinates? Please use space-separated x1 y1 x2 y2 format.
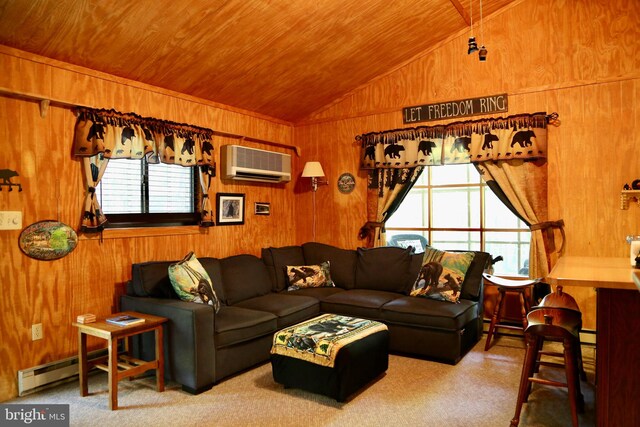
302 161 325 178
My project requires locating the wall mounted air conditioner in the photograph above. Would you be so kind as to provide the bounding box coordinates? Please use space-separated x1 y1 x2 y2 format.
221 145 291 183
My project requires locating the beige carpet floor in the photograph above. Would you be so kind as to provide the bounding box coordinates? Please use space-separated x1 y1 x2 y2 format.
9 336 596 427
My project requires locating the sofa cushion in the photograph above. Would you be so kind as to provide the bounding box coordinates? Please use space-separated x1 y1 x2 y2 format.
406 250 491 301
198 257 226 304
220 254 273 305
381 297 478 330
321 289 400 320
283 287 345 301
214 305 278 348
355 246 413 293
302 242 357 289
261 246 306 292
168 252 221 312
131 261 177 298
409 253 424 279
235 294 320 328
410 248 475 303
285 261 335 291
458 251 491 301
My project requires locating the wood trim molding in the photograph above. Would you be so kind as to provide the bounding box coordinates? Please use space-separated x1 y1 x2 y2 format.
296 74 640 127
0 44 292 127
0 44 301 155
0 87 301 157
449 0 471 26
78 226 204 240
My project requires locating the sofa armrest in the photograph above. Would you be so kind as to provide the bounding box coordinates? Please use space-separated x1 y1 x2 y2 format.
120 295 215 393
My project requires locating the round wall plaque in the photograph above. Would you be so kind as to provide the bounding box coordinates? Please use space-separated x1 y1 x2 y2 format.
19 220 78 261
337 173 356 194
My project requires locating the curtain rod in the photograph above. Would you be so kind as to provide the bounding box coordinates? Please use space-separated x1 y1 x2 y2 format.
0 88 301 156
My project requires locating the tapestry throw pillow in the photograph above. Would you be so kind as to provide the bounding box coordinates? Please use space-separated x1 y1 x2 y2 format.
286 261 335 291
410 248 475 303
168 251 220 313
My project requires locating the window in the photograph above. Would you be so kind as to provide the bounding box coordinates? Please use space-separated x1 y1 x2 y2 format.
96 158 200 228
385 164 530 276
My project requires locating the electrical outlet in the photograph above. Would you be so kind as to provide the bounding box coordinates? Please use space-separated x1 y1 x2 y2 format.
31 324 43 341
0 211 22 230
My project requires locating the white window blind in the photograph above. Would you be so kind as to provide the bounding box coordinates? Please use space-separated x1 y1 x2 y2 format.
97 159 194 214
148 162 194 213
98 159 142 214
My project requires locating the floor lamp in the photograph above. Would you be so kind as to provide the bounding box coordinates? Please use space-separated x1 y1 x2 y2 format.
302 161 326 242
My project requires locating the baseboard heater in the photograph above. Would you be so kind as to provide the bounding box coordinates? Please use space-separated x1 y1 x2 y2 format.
18 348 109 397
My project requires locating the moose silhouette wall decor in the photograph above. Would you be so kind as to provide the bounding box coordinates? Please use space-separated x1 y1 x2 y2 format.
0 169 22 192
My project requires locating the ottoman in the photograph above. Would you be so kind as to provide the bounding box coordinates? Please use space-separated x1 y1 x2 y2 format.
270 314 389 402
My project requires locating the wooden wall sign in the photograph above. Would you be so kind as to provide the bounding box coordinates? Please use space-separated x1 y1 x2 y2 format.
402 93 508 124
19 220 78 260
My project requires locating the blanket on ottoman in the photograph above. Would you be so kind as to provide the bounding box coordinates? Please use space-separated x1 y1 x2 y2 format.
271 314 387 367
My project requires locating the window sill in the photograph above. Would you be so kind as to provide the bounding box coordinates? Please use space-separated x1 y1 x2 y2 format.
79 225 203 240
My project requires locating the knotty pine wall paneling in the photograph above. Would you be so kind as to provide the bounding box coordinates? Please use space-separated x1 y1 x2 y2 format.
0 48 295 402
294 0 640 331
295 113 400 248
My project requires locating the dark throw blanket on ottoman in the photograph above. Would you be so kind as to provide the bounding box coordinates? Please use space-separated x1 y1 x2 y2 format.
270 314 389 402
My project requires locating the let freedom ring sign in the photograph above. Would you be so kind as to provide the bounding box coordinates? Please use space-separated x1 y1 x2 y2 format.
403 94 508 124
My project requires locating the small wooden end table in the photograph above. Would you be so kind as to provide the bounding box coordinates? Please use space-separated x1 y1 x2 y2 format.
73 311 167 410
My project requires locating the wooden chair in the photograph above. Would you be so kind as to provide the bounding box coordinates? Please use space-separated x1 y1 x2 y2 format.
510 306 585 427
483 273 540 351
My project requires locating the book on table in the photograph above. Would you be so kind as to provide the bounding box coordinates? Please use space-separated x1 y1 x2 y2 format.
76 313 96 324
106 315 145 327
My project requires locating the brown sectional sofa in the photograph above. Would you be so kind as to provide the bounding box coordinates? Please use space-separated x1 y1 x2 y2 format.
121 242 491 394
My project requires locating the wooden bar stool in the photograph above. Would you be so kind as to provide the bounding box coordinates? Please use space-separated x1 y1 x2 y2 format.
538 286 579 310
483 273 540 351
510 306 585 427
536 286 587 381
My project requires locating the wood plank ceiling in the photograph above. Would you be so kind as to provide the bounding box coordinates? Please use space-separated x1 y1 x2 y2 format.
0 0 516 122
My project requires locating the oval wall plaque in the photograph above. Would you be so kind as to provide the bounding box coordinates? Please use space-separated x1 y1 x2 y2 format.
19 220 78 261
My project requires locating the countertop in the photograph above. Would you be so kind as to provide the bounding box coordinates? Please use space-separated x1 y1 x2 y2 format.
546 256 640 291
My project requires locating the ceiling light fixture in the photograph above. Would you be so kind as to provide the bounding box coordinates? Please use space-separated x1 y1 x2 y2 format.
478 44 488 61
467 0 478 54
478 0 487 61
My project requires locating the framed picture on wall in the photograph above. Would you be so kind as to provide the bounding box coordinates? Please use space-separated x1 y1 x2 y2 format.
216 193 245 225
255 202 270 215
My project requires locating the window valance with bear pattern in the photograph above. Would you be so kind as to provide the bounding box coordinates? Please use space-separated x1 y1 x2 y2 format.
357 112 551 169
